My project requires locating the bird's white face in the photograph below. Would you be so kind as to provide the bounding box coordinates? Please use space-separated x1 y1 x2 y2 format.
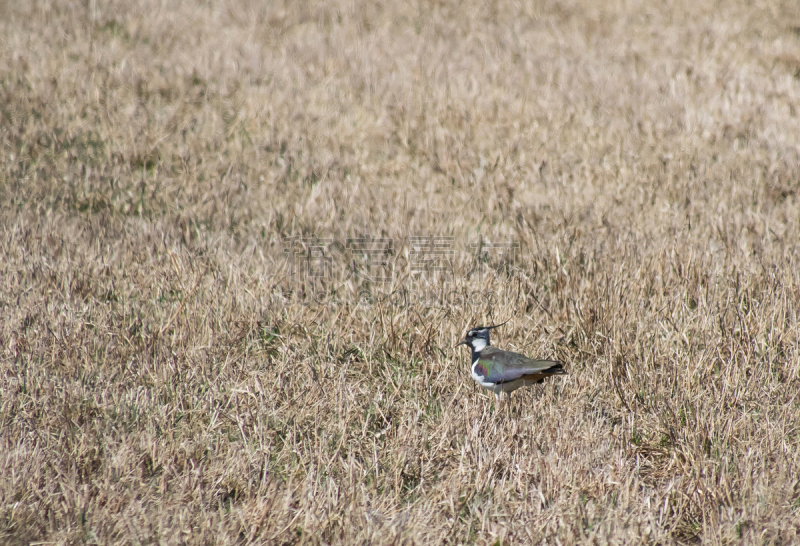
463 327 491 351
470 336 487 352
457 326 494 352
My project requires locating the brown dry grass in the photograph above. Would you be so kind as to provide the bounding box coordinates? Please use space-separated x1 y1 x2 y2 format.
2 0 800 543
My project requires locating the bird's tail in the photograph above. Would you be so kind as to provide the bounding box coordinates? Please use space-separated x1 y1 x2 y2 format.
541 361 567 375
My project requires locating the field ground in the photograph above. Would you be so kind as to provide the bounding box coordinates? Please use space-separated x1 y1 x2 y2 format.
2 0 800 543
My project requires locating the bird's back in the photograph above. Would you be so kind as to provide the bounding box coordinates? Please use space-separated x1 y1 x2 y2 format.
477 346 566 384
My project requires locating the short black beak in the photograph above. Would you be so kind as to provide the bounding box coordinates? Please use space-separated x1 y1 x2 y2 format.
455 339 468 348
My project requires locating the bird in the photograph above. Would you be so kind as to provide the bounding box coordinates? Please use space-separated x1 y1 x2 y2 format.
455 323 567 401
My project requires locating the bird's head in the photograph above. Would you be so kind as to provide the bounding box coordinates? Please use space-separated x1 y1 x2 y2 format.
455 322 507 353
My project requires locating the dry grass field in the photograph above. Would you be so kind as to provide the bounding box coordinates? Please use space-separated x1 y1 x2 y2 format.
2 0 800 543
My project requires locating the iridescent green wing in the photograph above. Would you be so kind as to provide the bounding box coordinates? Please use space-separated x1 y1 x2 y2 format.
475 347 565 383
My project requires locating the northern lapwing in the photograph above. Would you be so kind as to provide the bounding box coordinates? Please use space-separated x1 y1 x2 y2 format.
455 323 567 400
